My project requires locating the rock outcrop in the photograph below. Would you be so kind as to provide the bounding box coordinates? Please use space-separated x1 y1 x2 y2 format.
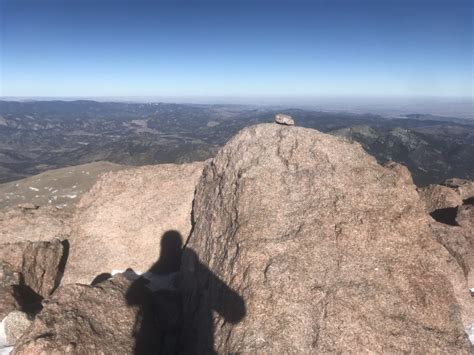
181 123 470 353
0 240 65 299
457 203 474 230
13 274 158 354
418 180 474 303
428 221 474 320
63 162 204 284
418 184 463 213
442 178 474 201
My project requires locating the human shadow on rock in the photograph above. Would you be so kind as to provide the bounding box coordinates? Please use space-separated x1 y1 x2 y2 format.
180 248 246 354
126 230 246 355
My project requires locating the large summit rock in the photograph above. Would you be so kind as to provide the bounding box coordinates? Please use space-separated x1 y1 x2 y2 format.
181 124 470 353
63 162 204 284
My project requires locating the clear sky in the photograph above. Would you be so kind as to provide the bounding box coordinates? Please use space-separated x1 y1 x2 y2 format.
0 0 472 98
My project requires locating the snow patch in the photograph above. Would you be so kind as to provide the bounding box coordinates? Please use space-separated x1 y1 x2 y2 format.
28 187 39 192
466 322 474 345
112 269 141 279
0 318 13 354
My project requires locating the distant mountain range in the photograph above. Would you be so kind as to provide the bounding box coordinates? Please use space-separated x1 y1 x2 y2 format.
0 100 473 186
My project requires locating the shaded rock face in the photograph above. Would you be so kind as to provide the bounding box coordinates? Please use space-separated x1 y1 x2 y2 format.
0 263 21 319
0 240 65 299
0 287 20 320
13 274 158 355
181 123 470 353
63 162 204 284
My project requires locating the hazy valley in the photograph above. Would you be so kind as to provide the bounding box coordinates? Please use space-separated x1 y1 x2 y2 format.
0 100 473 187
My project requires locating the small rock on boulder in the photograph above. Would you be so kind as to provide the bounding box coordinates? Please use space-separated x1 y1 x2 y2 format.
274 113 294 126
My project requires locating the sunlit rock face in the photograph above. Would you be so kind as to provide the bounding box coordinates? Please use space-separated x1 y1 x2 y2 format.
63 162 204 285
181 123 470 353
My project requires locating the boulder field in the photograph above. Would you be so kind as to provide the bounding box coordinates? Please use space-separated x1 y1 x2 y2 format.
0 122 472 354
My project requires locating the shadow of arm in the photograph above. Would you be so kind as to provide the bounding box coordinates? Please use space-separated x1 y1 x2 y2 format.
208 270 246 324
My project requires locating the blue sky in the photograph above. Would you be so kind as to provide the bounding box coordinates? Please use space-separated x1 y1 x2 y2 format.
0 0 472 98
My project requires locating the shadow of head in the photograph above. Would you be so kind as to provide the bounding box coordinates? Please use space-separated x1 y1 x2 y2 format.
149 230 183 275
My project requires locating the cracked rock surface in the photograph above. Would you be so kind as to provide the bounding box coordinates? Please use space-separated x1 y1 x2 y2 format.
181 123 470 353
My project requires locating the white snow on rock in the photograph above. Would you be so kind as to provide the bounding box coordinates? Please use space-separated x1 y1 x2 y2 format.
28 187 39 192
466 323 474 345
0 319 13 355
112 269 141 280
